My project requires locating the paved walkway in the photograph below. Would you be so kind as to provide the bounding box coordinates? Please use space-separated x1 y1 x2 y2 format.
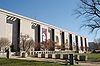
1 56 100 66
10 56 66 64
11 56 100 66
78 62 100 66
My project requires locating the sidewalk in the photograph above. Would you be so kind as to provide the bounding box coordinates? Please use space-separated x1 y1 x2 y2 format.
11 56 100 66
10 56 66 64
78 61 100 66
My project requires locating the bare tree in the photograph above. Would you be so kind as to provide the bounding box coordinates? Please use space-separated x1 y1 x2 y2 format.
44 39 57 51
55 42 66 50
75 0 100 33
34 39 57 51
24 39 34 52
0 37 10 51
20 34 34 52
34 42 41 51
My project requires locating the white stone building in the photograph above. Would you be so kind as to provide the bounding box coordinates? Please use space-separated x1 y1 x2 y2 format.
0 9 89 53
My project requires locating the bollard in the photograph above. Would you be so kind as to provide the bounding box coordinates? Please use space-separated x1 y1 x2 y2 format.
55 54 60 59
79 55 87 61
6 49 9 59
69 54 74 65
74 54 78 61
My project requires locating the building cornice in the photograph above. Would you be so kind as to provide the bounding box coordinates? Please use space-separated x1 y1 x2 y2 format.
0 8 87 38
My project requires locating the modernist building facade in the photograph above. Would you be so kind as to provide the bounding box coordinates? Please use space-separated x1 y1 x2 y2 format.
0 9 89 53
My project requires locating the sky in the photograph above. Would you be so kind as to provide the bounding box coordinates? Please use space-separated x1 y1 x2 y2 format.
0 0 99 42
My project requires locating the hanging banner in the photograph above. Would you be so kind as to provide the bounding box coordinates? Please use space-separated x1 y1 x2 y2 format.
42 28 47 42
41 28 47 50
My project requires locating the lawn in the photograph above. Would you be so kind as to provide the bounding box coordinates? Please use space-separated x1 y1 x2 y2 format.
86 53 100 62
81 53 100 62
1 53 99 66
0 58 75 66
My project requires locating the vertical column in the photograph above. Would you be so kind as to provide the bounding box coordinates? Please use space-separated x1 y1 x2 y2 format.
61 32 65 50
65 32 68 50
34 24 41 51
72 34 76 51
69 34 73 50
12 18 20 52
17 19 20 52
67 33 70 50
51 29 55 41
37 25 41 43
86 38 89 51
77 36 81 53
84 38 87 52
80 37 83 51
52 29 55 51
48 28 55 51
82 37 85 52
75 36 79 53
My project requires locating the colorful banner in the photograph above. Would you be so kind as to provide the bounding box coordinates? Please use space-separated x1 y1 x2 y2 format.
42 28 47 42
42 28 47 50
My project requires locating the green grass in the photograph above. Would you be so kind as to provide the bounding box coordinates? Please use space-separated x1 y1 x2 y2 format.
81 53 100 62
0 58 75 66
